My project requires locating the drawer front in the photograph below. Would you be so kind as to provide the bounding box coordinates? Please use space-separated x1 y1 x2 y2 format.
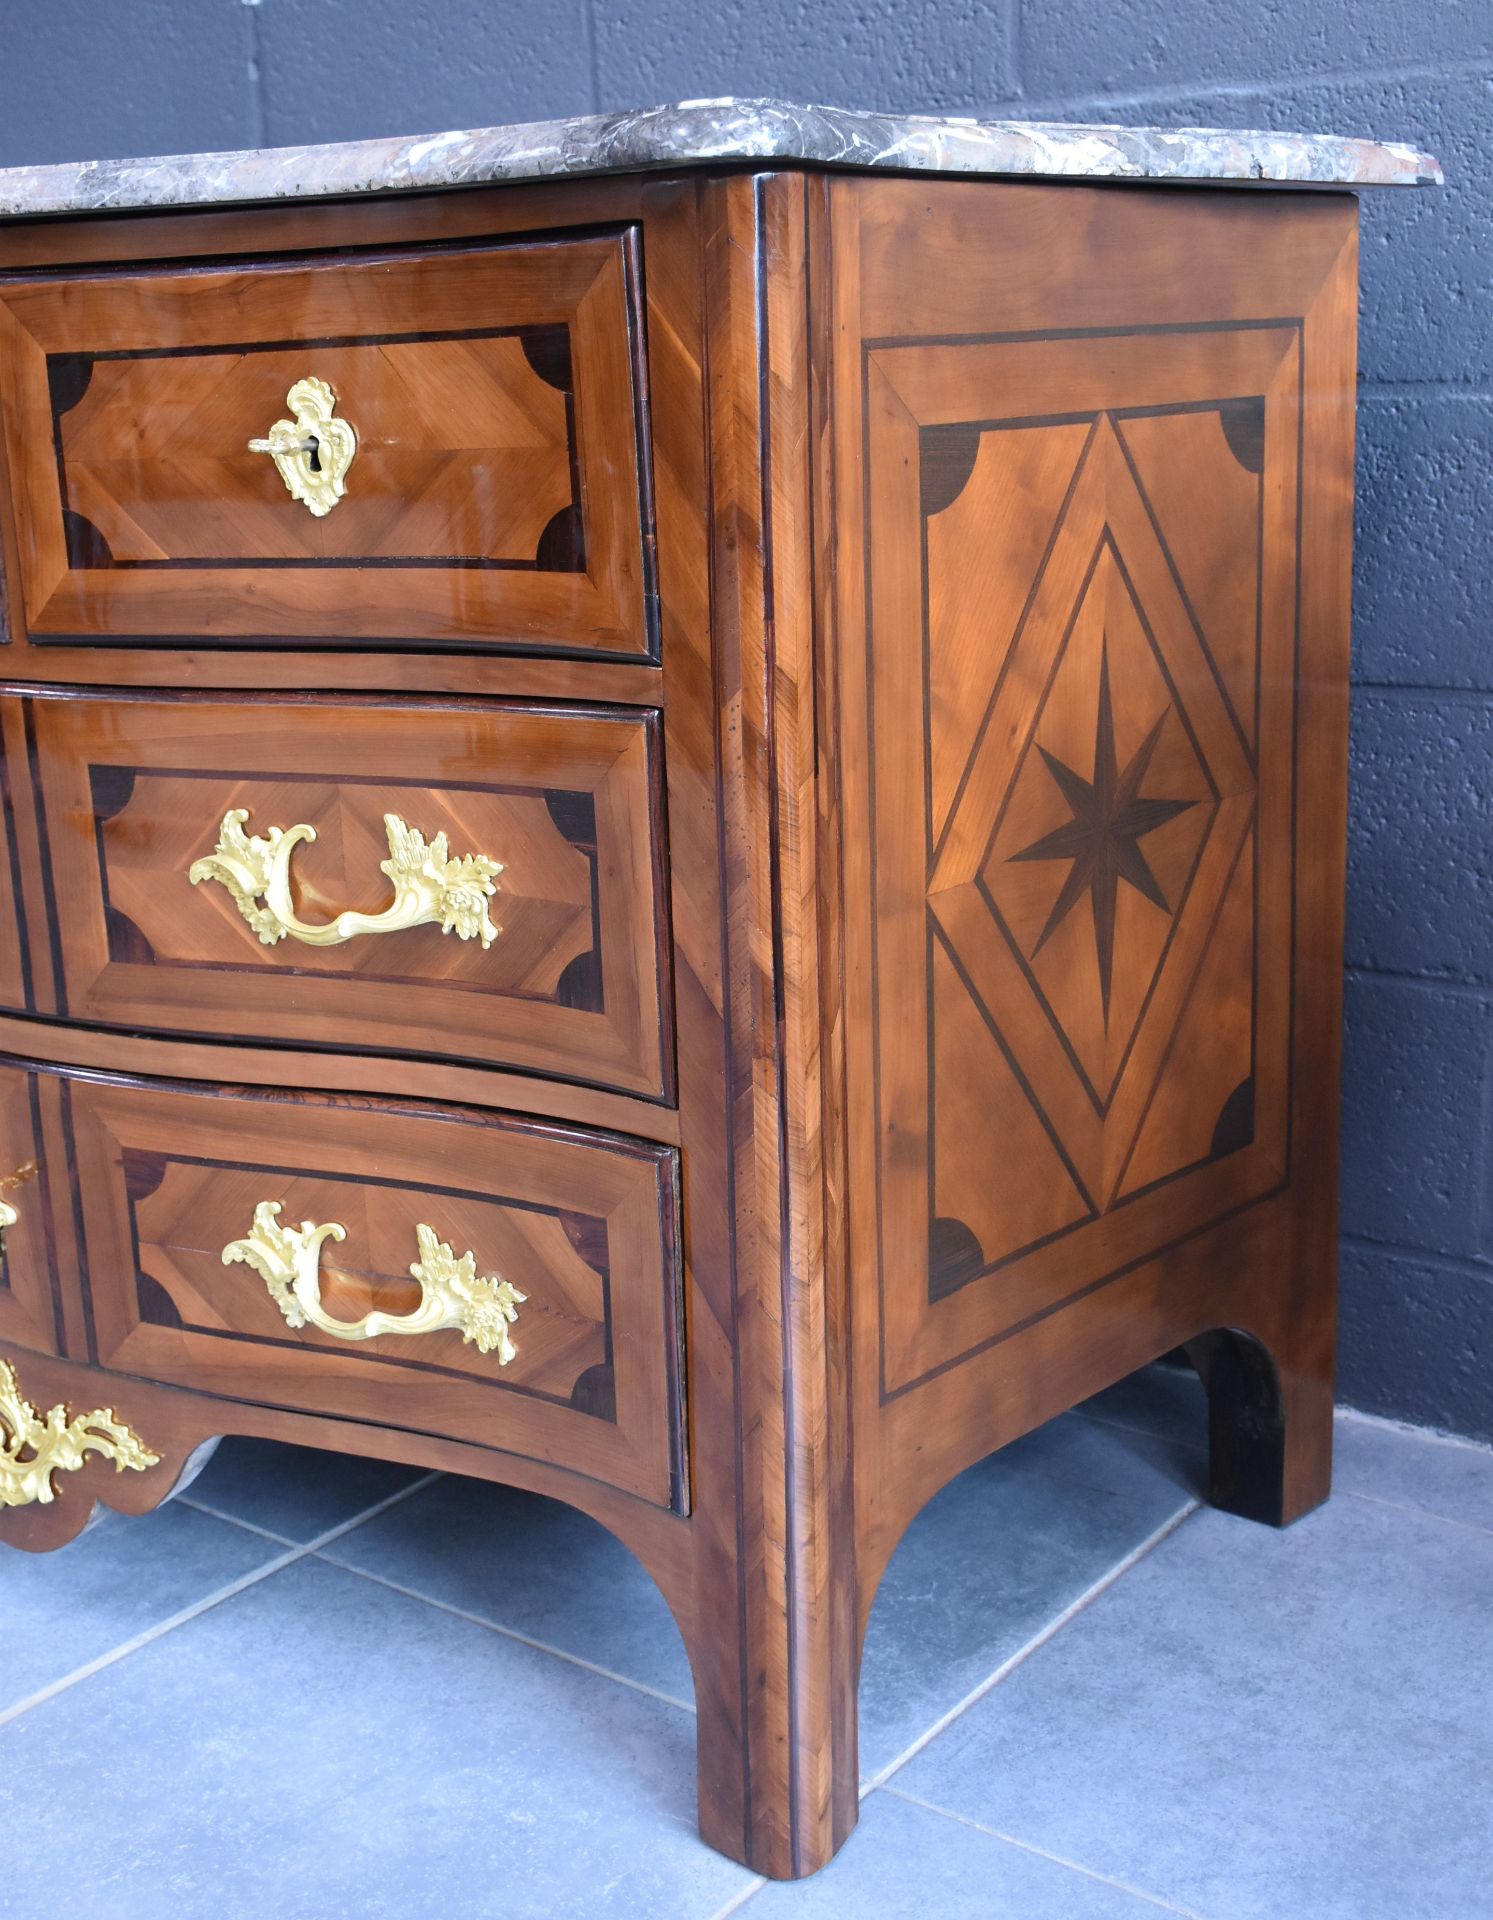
0 728 27 1010
0 1068 58 1355
0 233 653 652
26 690 672 1099
59 1065 685 1509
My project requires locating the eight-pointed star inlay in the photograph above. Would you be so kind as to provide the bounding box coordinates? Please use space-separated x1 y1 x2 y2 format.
1009 643 1198 1023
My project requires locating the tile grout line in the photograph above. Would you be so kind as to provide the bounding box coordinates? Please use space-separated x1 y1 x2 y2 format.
1003 0 1023 96
1342 1486 1493 1540
710 1505 1201 1920
880 1785 1213 1920
859 1501 1201 1795
1077 1394 1493 1468
702 1874 770 1920
1073 1411 1493 1537
175 1494 301 1547
0 1471 442 1729
580 0 602 113
242 0 267 151
1073 1400 1493 1525
312 1554 698 1713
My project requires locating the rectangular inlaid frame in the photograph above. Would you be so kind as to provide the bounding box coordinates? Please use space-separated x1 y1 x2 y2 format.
21 686 675 1101
862 322 1305 1398
0 228 658 655
62 1066 688 1510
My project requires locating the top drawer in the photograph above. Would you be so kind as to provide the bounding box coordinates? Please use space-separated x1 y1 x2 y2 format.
0 233 654 654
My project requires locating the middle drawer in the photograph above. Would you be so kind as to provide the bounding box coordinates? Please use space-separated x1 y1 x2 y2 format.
20 690 671 1099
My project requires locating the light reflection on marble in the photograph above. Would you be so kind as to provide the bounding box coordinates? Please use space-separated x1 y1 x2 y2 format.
0 97 1441 221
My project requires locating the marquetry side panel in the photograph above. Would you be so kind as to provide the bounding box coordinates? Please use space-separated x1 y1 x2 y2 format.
829 177 1358 1591
865 325 1301 1394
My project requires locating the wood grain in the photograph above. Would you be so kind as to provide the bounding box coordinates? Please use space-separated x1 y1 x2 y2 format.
22 687 671 1099
866 337 1294 1391
0 1009 682 1141
0 1063 58 1353
40 1055 685 1509
829 177 1357 1626
0 233 653 651
0 163 1364 1884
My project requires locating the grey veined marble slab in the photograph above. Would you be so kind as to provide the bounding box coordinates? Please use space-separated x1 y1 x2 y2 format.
0 98 1441 221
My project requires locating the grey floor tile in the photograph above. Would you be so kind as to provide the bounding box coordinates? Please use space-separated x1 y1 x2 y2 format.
858 1412 1200 1778
899 1496 1493 1920
321 1409 1201 1770
1084 1367 1493 1538
0 1499 284 1712
0 1556 753 1920
1334 1411 1493 1534
748 1789 1188 1918
319 1471 694 1701
182 1435 430 1542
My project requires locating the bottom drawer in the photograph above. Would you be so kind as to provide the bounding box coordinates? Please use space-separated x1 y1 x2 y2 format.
45 1062 684 1511
0 1068 59 1356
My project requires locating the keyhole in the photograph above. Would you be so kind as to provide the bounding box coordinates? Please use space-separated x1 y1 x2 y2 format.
306 435 322 473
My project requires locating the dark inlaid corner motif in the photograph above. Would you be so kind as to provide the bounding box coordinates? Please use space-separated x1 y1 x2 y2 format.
46 320 587 576
902 374 1294 1323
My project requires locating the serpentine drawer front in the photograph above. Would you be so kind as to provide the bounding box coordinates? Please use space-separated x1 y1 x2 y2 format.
59 1063 685 1509
0 1065 56 1355
17 689 671 1098
0 107 1432 1882
0 232 653 652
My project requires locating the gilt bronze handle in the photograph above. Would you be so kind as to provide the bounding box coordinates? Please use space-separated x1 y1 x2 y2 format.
222 1202 526 1365
188 808 503 951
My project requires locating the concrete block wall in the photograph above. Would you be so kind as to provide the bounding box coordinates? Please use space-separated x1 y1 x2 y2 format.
1 1 1489 1438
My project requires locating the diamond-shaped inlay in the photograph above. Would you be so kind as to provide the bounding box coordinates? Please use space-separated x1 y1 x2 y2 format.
978 526 1221 1108
865 320 1308 1389
928 415 1255 1205
1006 639 1200 1026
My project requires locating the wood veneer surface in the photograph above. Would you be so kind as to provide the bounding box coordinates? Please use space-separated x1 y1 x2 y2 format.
0 167 1359 1883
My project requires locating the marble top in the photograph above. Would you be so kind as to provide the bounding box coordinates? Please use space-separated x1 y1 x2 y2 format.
0 98 1441 221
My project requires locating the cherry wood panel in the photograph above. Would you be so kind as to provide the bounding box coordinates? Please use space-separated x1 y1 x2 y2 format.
22 688 672 1098
0 233 654 651
55 1061 685 1508
646 170 788 1875
0 1010 681 1143
866 328 1297 1394
0 647 664 701
827 177 1357 1622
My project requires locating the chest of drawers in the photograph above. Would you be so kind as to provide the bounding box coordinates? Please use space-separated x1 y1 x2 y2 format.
0 102 1437 1878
